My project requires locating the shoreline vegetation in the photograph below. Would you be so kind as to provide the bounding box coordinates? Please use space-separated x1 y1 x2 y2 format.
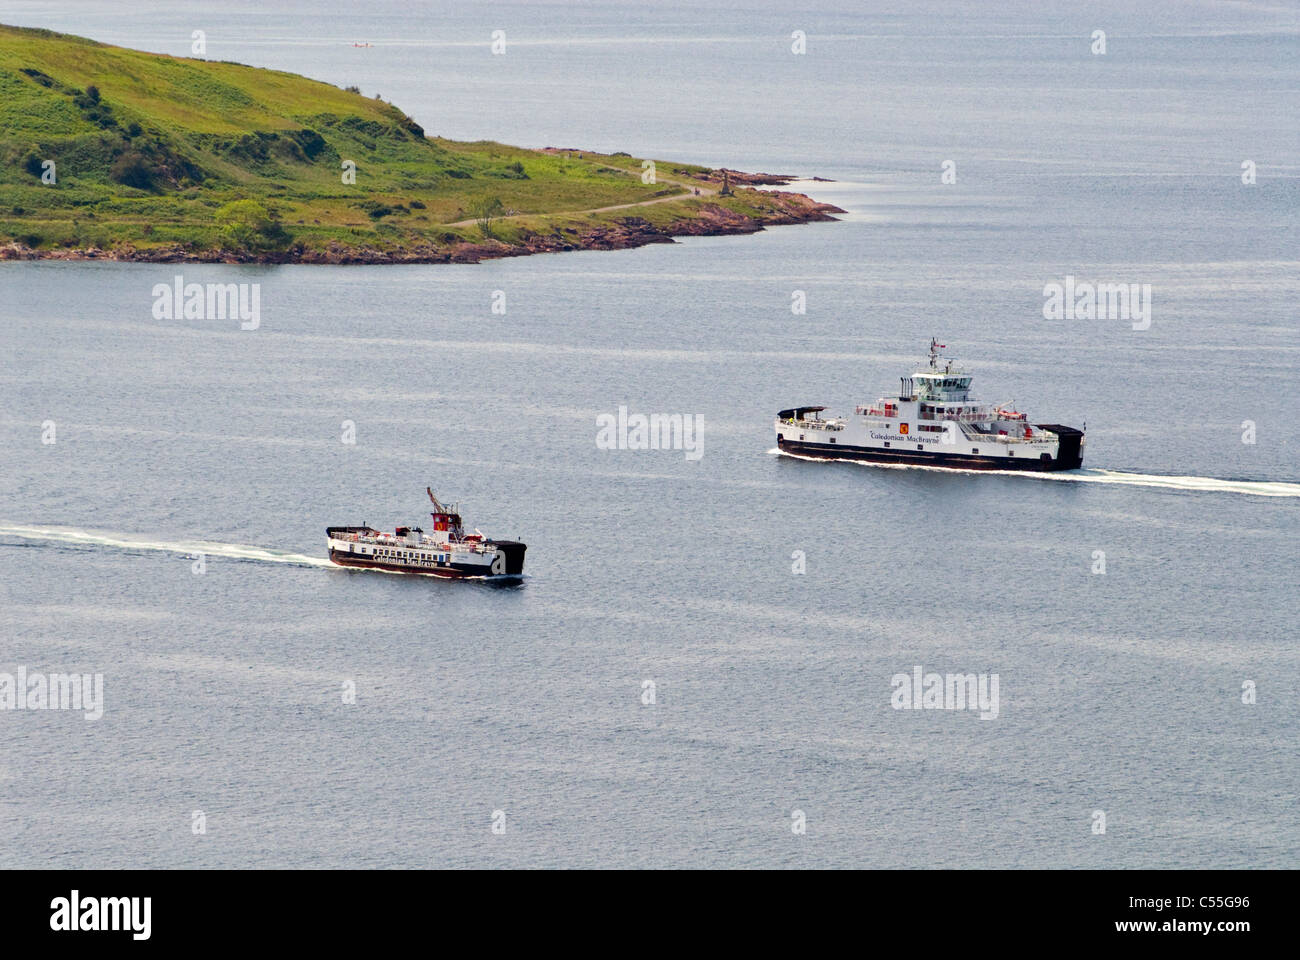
0 24 842 265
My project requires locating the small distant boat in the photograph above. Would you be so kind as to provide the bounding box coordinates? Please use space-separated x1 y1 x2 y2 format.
326 488 526 579
774 339 1085 471
351 42 373 48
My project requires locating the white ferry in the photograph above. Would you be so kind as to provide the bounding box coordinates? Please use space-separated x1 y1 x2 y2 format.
775 340 1085 471
326 489 526 579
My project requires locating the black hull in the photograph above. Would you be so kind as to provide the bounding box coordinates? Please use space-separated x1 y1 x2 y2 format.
487 540 527 576
776 434 1083 472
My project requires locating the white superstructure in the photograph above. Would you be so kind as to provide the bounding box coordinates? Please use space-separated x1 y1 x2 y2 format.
774 340 1085 471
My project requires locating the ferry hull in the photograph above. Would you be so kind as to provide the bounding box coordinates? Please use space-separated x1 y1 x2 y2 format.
327 548 524 580
777 432 1083 472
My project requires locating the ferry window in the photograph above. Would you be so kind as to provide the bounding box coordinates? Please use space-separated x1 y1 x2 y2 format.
829 437 836 443
883 441 890 448
917 445 924 451
972 448 979 454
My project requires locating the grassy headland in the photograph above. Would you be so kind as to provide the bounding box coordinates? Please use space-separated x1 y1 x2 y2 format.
0 24 840 263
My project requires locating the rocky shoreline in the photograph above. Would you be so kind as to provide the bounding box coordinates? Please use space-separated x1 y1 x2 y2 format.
0 181 843 266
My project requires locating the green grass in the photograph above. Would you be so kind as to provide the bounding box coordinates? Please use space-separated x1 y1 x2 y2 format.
0 24 799 259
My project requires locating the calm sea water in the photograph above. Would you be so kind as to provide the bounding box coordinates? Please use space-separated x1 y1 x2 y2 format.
1 1 1297 868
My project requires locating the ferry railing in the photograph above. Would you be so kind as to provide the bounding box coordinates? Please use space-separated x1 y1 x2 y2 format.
332 531 491 553
784 419 844 431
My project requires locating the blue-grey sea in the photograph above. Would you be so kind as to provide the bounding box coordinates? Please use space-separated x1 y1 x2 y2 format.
1 1 1297 868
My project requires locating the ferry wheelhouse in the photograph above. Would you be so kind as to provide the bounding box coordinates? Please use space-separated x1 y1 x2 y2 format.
774 340 1084 471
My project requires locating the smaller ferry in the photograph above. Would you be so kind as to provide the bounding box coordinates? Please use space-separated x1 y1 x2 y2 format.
775 340 1085 471
326 489 526 580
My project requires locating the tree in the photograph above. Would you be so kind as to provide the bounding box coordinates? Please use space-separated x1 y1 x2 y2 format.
214 199 288 251
471 196 505 238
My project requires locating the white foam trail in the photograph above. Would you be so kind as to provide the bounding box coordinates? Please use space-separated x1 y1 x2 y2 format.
0 524 332 567
1036 469 1300 498
768 450 1300 498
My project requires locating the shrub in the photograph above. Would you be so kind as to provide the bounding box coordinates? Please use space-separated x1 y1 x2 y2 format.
396 113 424 138
289 128 327 160
109 151 154 189
486 161 528 180
215 199 289 251
20 68 55 88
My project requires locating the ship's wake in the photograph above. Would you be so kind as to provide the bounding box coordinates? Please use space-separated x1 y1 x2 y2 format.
0 524 333 567
768 450 1300 498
